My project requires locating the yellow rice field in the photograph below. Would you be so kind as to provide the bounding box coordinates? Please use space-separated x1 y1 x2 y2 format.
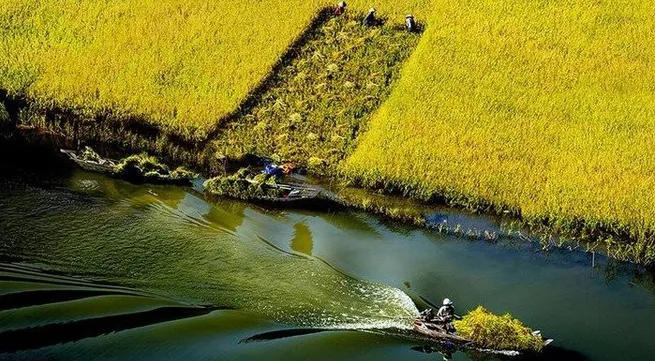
344 0 655 240
0 0 326 139
0 0 428 139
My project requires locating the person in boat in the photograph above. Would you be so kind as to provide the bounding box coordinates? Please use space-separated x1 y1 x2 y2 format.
405 14 416 32
334 1 347 15
363 8 377 26
263 163 284 182
263 162 295 182
280 163 296 175
436 298 462 333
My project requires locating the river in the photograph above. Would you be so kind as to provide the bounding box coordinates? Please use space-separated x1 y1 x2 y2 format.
1 150 654 361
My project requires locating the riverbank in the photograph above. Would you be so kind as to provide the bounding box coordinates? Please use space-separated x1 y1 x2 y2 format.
2 3 655 265
4 126 653 269
2 89 655 266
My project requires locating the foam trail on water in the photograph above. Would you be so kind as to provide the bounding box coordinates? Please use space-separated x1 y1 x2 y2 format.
321 286 419 330
256 276 420 331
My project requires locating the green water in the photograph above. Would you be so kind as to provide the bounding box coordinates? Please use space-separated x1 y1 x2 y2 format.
1 152 654 361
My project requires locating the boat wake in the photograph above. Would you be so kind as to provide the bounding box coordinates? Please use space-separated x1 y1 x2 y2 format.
0 263 213 355
0 172 423 339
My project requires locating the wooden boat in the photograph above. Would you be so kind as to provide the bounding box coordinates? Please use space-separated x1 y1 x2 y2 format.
413 320 476 346
60 149 117 175
244 180 340 209
61 149 195 185
252 181 318 200
413 319 553 355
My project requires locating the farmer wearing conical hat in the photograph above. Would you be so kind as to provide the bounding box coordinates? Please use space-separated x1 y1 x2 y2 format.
363 7 377 26
334 1 347 15
437 298 462 333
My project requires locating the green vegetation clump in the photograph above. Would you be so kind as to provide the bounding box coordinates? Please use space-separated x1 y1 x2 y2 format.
454 307 543 352
78 146 103 163
204 168 283 200
0 102 12 139
210 13 421 175
114 153 194 182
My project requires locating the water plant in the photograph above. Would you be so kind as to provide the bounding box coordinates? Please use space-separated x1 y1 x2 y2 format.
204 167 284 200
78 146 103 163
114 153 195 182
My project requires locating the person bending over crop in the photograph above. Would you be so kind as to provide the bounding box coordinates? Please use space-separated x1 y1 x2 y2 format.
363 8 377 26
334 1 347 15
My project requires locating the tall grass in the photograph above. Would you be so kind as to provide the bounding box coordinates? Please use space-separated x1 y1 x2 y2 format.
343 0 655 255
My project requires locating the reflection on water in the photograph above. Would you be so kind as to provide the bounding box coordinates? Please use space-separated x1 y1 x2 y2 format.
290 222 314 256
202 200 247 233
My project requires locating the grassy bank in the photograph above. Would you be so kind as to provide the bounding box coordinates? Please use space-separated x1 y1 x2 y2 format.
2 1 655 264
343 0 655 261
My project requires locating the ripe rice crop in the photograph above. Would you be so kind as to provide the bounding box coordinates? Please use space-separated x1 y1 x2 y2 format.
0 0 327 139
209 13 421 175
454 306 543 352
343 0 655 252
0 0 428 140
